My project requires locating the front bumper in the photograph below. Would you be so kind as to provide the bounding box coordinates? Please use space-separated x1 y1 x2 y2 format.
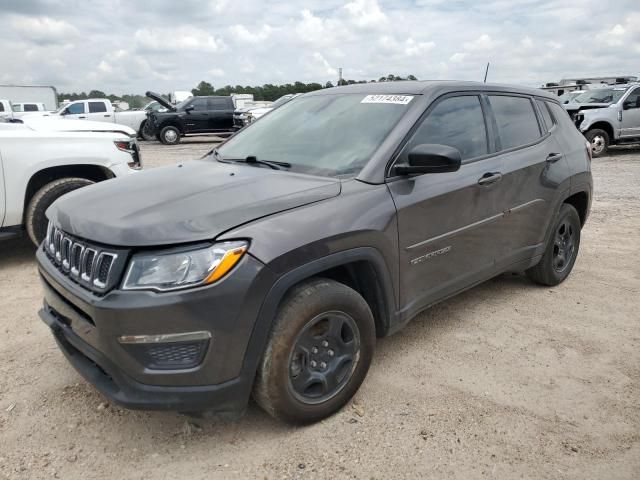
37 247 276 413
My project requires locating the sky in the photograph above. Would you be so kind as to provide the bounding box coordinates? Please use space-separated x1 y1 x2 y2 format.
0 0 638 95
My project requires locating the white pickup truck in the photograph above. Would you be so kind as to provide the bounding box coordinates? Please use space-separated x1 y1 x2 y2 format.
0 118 141 245
0 99 13 120
24 98 148 138
12 102 48 118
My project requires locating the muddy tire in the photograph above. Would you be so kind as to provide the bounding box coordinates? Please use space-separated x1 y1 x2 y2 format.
253 278 375 424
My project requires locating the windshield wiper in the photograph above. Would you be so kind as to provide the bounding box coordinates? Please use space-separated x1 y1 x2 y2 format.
232 155 291 170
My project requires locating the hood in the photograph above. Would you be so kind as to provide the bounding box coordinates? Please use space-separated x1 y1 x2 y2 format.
23 118 136 136
564 102 611 113
145 91 175 111
47 159 341 246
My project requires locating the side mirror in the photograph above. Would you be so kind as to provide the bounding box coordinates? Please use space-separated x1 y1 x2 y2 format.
184 105 194 113
395 144 462 176
60 108 69 115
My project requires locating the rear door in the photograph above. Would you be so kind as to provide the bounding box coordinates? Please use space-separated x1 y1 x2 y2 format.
388 94 506 313
86 101 112 122
0 149 5 226
620 87 640 138
486 94 569 268
209 97 234 130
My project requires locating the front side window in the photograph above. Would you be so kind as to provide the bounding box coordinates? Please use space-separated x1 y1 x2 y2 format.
402 95 488 161
66 102 85 114
489 95 541 150
88 101 107 113
624 88 640 109
217 93 412 177
189 98 208 110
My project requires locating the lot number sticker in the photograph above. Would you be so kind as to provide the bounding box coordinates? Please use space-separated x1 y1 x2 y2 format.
361 95 414 105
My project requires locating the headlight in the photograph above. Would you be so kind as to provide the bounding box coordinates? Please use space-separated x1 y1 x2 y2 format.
122 241 248 291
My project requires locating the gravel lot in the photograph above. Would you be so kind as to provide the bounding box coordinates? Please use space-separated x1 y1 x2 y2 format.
1 138 638 480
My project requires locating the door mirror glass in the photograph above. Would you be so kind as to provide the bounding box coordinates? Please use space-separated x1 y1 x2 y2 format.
395 144 462 175
184 105 195 113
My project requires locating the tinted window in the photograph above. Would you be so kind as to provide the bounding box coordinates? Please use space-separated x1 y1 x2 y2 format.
547 102 574 129
189 98 208 110
625 88 640 109
88 101 107 113
66 103 85 114
0 103 4 112
489 95 541 150
536 99 554 130
208 98 230 109
24 104 38 111
405 95 488 160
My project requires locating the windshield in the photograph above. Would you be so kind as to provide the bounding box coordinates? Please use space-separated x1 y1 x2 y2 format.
53 104 68 114
175 98 192 110
558 92 581 104
573 88 627 104
216 93 413 177
271 94 295 109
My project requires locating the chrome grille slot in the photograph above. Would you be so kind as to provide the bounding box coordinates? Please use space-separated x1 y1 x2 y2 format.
43 222 126 295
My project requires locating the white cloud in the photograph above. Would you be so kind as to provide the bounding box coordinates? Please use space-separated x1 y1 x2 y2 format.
343 0 388 28
10 16 78 45
463 34 497 52
229 24 273 44
208 68 225 77
134 27 224 53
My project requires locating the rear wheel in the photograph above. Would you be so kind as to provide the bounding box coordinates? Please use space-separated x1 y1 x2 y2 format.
25 178 94 246
526 204 581 286
585 128 609 158
159 126 180 145
253 278 375 424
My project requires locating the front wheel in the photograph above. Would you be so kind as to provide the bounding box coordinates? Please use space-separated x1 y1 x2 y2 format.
159 125 181 145
585 128 609 158
526 204 581 286
25 178 94 246
253 279 375 424
139 120 155 141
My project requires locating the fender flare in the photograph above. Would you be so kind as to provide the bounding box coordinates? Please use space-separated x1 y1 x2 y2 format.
237 247 398 385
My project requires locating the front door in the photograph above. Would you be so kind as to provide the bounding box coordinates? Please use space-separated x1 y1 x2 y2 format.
388 94 505 315
63 101 87 120
0 150 5 226
621 87 640 138
208 98 234 130
184 97 209 132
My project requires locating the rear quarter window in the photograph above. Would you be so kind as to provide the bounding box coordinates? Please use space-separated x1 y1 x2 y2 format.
88 101 107 113
24 104 39 112
536 99 554 131
489 95 541 150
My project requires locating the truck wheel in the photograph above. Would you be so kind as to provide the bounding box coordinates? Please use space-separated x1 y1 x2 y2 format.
585 129 609 158
253 278 375 424
139 120 155 141
25 178 94 246
526 203 581 286
159 126 180 145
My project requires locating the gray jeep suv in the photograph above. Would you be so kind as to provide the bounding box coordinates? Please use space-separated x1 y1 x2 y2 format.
37 81 592 424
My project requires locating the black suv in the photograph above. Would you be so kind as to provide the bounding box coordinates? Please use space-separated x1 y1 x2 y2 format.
145 91 237 145
38 82 592 424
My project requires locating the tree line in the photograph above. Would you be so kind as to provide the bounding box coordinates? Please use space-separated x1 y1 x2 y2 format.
58 74 419 108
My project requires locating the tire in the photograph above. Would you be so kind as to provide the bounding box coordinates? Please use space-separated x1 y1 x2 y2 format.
585 128 609 158
139 120 155 141
526 204 581 286
159 125 180 145
253 278 375 424
25 177 94 246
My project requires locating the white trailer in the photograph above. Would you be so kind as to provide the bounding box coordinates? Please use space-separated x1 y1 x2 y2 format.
0 85 58 111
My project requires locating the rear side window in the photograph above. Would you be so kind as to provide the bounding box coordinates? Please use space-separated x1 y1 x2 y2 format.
547 102 574 129
489 95 541 150
24 104 39 112
0 103 4 112
88 101 107 113
536 99 554 131
405 95 488 161
66 103 85 114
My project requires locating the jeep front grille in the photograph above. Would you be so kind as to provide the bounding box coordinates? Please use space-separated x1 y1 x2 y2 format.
44 222 127 294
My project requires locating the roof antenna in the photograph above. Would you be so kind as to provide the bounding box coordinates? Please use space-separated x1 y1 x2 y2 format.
483 62 490 83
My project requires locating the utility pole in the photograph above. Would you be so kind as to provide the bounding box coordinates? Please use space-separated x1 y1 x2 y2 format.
483 62 490 83
338 68 343 86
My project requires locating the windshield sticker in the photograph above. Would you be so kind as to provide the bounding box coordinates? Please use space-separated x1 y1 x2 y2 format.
361 95 414 105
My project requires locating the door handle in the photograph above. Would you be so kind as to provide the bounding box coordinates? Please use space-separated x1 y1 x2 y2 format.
104 114 111 117
546 153 562 163
78 116 86 119
478 172 503 186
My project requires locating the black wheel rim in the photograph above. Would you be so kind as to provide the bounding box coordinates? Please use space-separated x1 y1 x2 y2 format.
552 219 576 273
288 311 360 405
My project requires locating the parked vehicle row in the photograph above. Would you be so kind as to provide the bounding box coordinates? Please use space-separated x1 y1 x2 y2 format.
233 93 300 128
564 83 640 157
0 118 141 244
37 81 592 424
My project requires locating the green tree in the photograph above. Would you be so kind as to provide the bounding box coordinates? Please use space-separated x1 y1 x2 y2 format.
88 90 106 98
191 81 215 96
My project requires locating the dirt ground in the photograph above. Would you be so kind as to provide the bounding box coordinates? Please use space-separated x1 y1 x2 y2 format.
1 137 638 480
